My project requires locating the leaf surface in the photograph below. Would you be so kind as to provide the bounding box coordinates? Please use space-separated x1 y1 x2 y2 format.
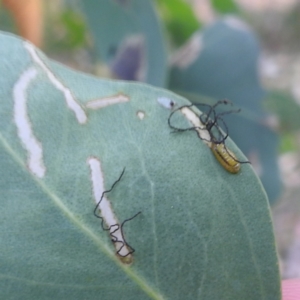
0 32 280 300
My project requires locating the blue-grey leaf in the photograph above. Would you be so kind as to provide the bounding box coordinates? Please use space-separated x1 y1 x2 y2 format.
0 31 280 300
79 0 167 87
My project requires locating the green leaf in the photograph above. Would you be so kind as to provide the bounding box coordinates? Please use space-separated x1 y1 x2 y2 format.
78 0 167 87
169 18 282 204
0 31 280 299
58 9 88 49
279 133 298 153
155 0 200 46
211 0 239 13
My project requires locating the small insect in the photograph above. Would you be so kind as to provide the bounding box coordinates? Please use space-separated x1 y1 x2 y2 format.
211 142 240 174
168 100 235 143
94 168 141 259
168 100 250 173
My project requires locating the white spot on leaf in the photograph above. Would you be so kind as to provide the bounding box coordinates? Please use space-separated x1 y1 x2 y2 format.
157 97 176 110
13 67 46 178
24 41 87 124
86 94 129 110
136 111 145 120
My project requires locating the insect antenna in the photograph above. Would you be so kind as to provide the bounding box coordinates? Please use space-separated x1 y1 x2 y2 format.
93 169 142 258
113 211 142 257
168 100 250 163
207 116 228 144
201 100 240 144
94 168 126 233
94 168 125 220
168 104 201 133
197 102 216 124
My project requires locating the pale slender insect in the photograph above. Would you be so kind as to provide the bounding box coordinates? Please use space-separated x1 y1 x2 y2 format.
168 100 250 173
211 143 241 174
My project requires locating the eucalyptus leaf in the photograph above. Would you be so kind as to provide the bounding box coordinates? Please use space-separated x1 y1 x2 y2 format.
0 32 280 299
79 0 167 87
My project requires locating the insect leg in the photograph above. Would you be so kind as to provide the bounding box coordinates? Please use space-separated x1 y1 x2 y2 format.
168 104 206 133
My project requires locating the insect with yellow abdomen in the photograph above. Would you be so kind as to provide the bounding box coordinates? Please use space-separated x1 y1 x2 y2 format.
168 100 249 173
210 142 241 174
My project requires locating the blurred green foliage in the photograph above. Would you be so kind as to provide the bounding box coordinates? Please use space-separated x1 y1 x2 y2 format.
58 9 87 48
44 3 88 52
211 0 239 13
280 133 298 153
155 0 200 46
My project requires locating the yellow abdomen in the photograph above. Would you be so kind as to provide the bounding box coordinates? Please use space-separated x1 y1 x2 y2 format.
211 143 241 174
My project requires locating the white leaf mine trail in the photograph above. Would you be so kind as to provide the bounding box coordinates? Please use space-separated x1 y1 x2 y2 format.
13 42 134 258
24 41 87 124
87 157 131 257
13 66 46 178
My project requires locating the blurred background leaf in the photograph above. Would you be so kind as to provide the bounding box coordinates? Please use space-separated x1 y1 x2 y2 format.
78 0 167 87
52 8 87 49
155 0 200 47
